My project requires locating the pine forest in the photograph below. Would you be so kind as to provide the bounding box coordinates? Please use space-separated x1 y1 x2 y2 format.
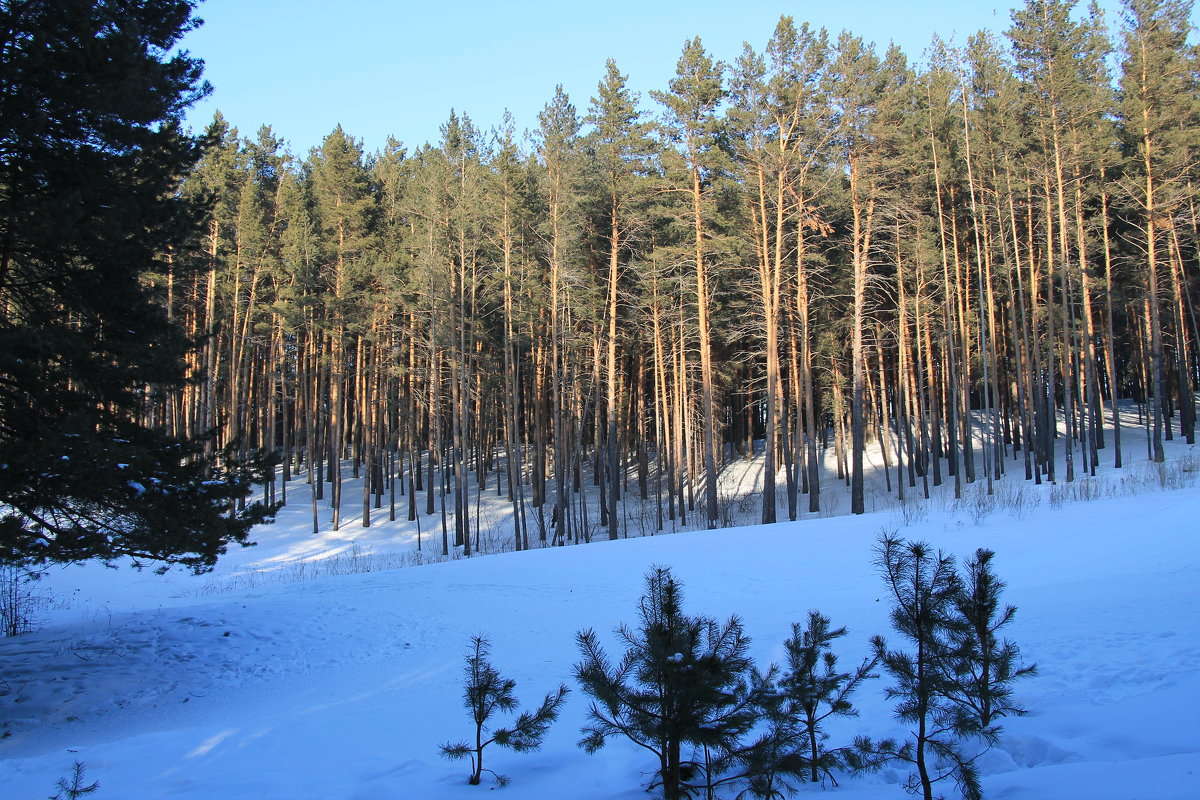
156 0 1200 555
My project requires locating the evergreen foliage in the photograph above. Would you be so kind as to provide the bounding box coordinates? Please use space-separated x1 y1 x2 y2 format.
872 532 1033 800
440 635 569 787
651 37 729 532
49 761 99 800
952 549 1037 727
62 3 1198 561
0 0 277 573
775 611 882 785
575 566 784 800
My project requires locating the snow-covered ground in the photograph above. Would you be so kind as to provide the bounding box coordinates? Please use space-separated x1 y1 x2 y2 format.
1 422 1198 799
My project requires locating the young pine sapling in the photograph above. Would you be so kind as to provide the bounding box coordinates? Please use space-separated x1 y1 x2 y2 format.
872 532 992 800
440 635 569 787
776 611 881 785
49 762 99 800
952 548 1036 727
574 566 774 800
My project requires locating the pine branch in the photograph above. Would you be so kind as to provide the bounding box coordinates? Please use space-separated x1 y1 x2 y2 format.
439 741 472 760
494 683 569 752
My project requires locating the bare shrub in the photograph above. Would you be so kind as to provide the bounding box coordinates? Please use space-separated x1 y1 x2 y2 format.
893 494 929 527
1 565 48 637
962 486 996 526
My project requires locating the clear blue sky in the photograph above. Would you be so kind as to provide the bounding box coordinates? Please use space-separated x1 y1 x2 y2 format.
179 0 1139 157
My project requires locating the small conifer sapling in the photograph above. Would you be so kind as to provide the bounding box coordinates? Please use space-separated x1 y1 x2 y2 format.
952 548 1036 727
49 762 99 800
574 566 775 800
440 635 569 787
776 611 881 785
872 532 991 800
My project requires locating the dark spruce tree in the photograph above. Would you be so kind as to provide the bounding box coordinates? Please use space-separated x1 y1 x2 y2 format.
0 0 277 573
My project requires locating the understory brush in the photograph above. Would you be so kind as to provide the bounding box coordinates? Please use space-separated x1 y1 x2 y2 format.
1 565 49 637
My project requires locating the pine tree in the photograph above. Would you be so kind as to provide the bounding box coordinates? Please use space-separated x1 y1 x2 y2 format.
485 112 534 552
1009 0 1117 481
828 34 909 514
98 6 1200 549
535 85 584 547
308 126 376 532
1116 0 1199 456
48 761 99 800
728 17 838 523
952 549 1037 727
440 635 569 787
574 566 775 800
0 0 277 572
652 37 727 531
762 17 836 519
872 532 992 800
776 611 880 785
179 111 244 454
586 60 654 541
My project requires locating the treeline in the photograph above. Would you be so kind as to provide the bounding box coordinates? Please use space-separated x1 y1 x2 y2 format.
150 0 1199 552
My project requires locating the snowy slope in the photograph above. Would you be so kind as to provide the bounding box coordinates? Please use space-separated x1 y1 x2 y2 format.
2 445 1198 799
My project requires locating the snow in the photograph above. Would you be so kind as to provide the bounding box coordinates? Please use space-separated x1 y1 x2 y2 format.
1 427 1198 799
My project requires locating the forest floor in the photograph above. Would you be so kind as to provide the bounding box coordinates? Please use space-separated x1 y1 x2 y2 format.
0 406 1197 798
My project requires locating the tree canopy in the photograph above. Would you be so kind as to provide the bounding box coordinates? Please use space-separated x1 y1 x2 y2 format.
0 0 276 572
